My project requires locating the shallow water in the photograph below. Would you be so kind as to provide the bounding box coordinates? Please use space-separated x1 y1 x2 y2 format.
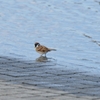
0 0 100 98
0 0 100 76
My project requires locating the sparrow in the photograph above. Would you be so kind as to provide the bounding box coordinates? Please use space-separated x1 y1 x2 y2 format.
34 42 56 56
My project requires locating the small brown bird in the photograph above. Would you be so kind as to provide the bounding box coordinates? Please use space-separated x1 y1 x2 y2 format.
34 42 56 56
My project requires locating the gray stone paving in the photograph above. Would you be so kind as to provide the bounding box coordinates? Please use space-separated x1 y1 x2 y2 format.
0 80 99 100
0 56 100 100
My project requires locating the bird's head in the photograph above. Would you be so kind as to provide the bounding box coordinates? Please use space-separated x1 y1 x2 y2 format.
35 42 40 47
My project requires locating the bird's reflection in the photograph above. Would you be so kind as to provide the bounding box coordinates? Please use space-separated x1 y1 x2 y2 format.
36 56 48 62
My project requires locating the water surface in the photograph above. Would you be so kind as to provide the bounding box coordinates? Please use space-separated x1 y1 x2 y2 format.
0 0 100 94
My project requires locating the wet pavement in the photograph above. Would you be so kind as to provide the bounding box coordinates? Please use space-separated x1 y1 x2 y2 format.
0 56 100 100
0 0 100 100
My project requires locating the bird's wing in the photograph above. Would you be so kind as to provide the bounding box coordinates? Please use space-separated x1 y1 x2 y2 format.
36 45 50 52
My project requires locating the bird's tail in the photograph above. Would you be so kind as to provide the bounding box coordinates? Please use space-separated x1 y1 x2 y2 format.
49 49 56 51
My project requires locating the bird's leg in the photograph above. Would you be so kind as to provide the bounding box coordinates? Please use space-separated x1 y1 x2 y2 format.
45 53 46 57
40 54 43 57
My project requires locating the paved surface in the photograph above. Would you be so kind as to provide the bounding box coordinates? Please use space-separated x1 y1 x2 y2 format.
0 80 99 100
0 56 100 100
